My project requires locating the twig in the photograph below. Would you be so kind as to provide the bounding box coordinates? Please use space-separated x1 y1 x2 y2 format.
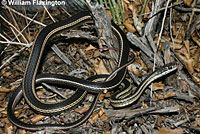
0 47 26 70
40 0 56 23
169 3 175 50
0 33 9 41
0 13 38 56
142 2 183 18
8 6 21 40
173 6 200 13
182 126 200 133
51 44 72 65
0 40 31 47
127 33 163 63
60 30 98 41
153 0 171 99
10 27 20 43
105 107 158 120
0 13 38 69
178 70 200 99
143 0 165 38
41 83 68 99
105 106 181 120
149 106 181 114
0 14 28 43
3 5 46 27
186 14 200 39
155 0 171 49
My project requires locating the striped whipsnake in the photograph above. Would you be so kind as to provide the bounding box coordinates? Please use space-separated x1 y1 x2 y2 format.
7 11 177 130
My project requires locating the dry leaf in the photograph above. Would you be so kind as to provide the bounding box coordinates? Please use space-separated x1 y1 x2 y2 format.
88 112 99 124
157 127 184 134
178 79 188 91
183 58 194 74
122 0 130 4
128 64 140 76
105 92 111 98
164 92 176 99
16 66 23 72
100 114 108 121
124 19 136 33
74 104 91 114
104 100 110 106
142 102 148 108
154 92 176 101
106 10 112 19
193 118 200 127
156 116 166 128
31 115 46 123
169 42 183 50
1 118 9 124
192 48 200 66
17 129 26 134
94 59 109 75
4 124 13 134
0 87 14 93
104 131 111 134
36 90 43 96
0 93 6 101
85 44 97 51
1 67 12 78
173 38 182 44
192 35 200 47
93 50 100 58
128 4 144 35
98 108 105 117
0 101 7 108
99 93 105 101
183 0 193 7
153 82 165 91
184 40 190 54
143 3 150 19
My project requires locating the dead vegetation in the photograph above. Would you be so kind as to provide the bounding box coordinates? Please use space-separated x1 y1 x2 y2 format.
0 0 200 133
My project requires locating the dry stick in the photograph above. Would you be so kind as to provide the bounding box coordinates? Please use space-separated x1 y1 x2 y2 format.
150 0 171 99
186 0 197 33
0 40 31 47
0 33 9 41
8 7 22 42
40 0 56 23
10 27 21 43
0 12 38 56
0 13 38 70
169 5 174 50
0 47 26 70
4 5 46 27
155 0 171 50
105 106 181 120
59 6 71 17
169 4 184 65
0 14 28 44
139 1 183 17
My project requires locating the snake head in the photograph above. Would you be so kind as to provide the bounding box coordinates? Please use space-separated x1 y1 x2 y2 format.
156 62 178 77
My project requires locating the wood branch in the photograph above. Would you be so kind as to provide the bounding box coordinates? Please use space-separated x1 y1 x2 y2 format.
105 106 181 120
